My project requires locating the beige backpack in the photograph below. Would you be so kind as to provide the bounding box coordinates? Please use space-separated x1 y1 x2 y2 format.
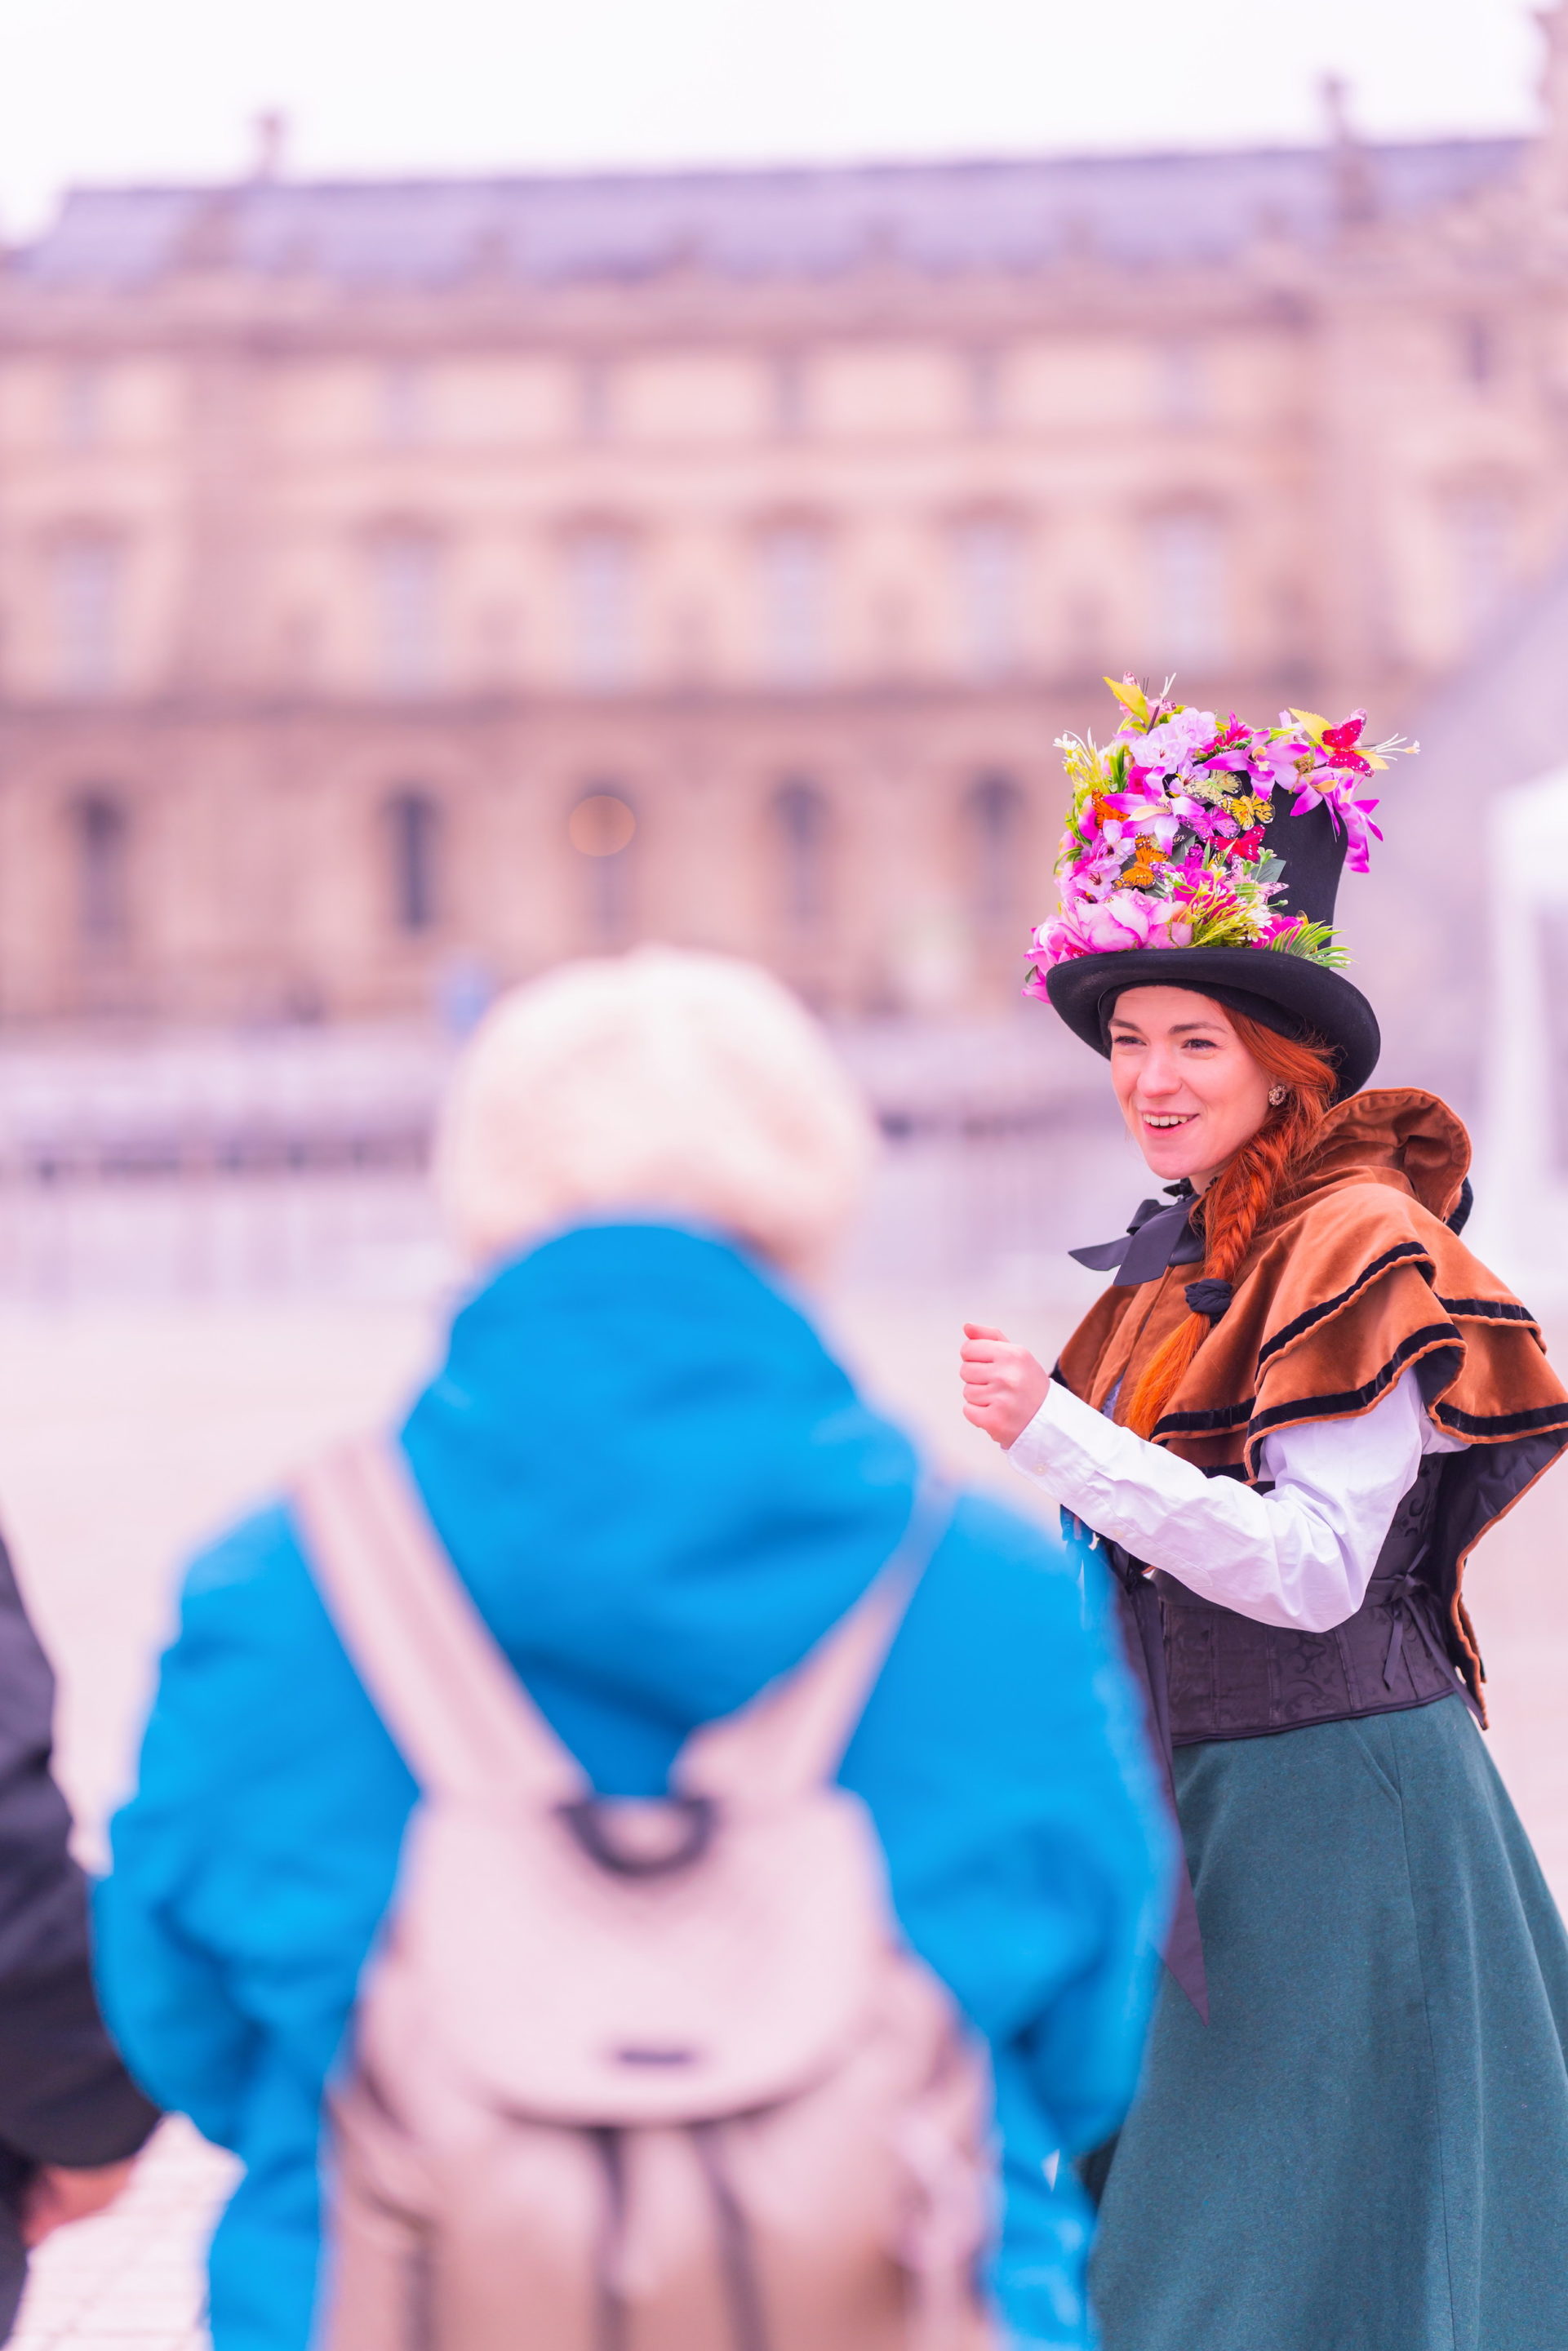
295 1438 1000 2351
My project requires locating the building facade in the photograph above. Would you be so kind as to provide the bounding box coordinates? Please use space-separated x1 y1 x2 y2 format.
2 19 1568 1026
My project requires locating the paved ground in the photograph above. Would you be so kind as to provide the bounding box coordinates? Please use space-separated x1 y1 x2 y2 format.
0 1301 441 2350
0 1282 1564 2344
10 2126 236 2351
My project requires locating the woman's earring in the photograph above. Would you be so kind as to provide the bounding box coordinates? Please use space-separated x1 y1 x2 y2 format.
1268 1085 1288 1107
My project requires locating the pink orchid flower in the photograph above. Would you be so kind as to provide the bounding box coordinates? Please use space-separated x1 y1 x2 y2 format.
1290 774 1384 873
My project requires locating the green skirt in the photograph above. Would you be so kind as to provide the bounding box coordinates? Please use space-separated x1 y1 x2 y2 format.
1088 1695 1568 2351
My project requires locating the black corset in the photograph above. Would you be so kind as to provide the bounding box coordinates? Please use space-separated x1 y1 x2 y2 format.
1155 1455 1464 1746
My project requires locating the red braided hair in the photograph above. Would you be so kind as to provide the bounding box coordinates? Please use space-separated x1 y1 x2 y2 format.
1122 1012 1339 1440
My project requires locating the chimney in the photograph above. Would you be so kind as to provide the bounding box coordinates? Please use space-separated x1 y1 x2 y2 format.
251 110 288 183
1321 74 1378 229
1528 2 1568 211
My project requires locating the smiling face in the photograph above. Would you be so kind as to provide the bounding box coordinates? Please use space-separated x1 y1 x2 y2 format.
1107 985 1273 1189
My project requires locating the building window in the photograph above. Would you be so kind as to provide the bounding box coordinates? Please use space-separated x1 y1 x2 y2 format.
1459 318 1497 390
1145 510 1227 671
953 516 1025 680
378 364 429 445
60 367 104 450
475 602 522 688
1447 488 1515 645
668 599 714 687
568 789 637 947
279 608 322 686
1153 340 1206 426
577 362 614 441
73 793 130 945
771 353 809 438
771 780 829 931
966 349 1003 433
564 529 636 690
870 586 915 678
758 522 829 687
385 791 442 933
54 536 122 695
966 772 1026 927
371 532 440 693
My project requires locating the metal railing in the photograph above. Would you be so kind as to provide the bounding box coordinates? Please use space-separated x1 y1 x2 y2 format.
0 1020 1136 1303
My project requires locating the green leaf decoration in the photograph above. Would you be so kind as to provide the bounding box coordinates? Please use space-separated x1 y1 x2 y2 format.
1265 916 1349 968
1104 674 1150 729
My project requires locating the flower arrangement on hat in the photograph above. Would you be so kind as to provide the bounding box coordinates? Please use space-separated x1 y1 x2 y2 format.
1024 675 1415 998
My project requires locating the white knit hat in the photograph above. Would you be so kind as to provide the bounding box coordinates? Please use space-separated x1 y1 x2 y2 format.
434 946 877 1276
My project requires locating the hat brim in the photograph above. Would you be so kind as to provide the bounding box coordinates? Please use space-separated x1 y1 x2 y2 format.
1042 948 1380 1100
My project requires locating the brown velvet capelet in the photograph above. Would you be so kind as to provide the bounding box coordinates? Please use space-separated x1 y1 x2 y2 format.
1056 1089 1568 1711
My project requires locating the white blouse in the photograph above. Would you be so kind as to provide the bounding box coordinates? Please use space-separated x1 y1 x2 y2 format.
1006 1368 1466 1633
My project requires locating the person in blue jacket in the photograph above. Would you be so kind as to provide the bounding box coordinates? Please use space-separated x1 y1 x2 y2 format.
96 945 1171 2351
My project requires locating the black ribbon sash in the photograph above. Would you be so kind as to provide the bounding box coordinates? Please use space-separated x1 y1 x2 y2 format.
1376 1542 1450 1691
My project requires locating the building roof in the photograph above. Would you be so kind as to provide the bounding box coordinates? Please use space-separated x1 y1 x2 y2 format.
11 137 1525 291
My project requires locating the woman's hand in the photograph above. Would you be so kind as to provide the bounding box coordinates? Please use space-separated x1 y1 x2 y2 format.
20 2156 139 2248
961 1324 1052 1449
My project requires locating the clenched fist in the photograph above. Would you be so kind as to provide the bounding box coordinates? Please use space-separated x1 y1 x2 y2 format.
960 1323 1051 1449
21 2156 139 2249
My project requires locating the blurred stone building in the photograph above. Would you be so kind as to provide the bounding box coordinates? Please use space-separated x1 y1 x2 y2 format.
3 17 1568 1032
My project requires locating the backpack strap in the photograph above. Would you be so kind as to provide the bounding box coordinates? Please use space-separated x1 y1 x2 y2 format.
674 1478 954 1807
295 1437 589 1807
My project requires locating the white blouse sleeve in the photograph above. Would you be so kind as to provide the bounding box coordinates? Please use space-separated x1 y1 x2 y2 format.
1006 1367 1466 1633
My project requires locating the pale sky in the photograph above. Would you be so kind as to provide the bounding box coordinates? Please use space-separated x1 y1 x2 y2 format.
0 0 1544 240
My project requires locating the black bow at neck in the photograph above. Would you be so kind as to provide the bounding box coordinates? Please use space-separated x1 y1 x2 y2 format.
1069 1182 1204 1288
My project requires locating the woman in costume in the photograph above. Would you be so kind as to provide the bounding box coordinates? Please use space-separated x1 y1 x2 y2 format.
959 678 1568 2351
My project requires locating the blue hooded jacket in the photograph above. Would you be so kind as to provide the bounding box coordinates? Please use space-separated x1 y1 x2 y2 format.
96 1225 1170 2351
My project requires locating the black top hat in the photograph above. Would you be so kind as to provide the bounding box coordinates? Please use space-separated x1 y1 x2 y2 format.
1044 798 1379 1098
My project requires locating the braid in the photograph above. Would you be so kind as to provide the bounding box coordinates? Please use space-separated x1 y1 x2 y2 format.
1122 1016 1338 1440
